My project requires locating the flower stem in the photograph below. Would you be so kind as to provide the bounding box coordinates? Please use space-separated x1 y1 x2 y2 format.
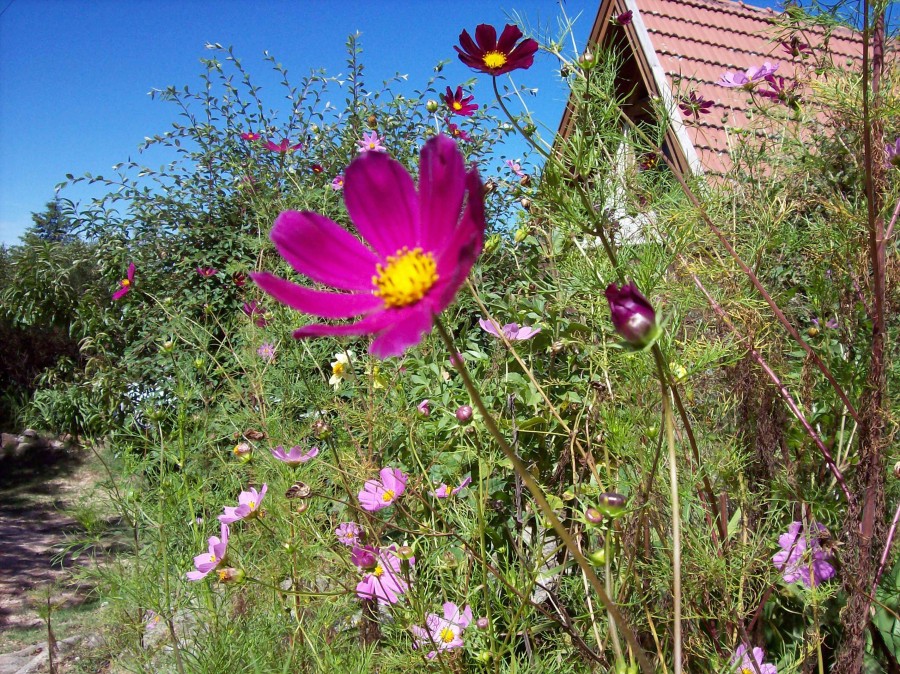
433 315 653 674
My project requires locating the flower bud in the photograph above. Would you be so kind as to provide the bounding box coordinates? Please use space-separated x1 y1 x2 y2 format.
514 226 529 243
587 548 607 565
216 567 245 584
161 340 175 353
455 405 473 424
579 49 596 70
520 197 532 210
194 357 206 369
425 99 439 113
605 281 659 348
476 617 489 630
295 500 309 514
585 507 603 524
417 400 430 417
894 461 900 479
366 114 378 128
519 174 531 187
484 233 502 254
477 651 493 663
597 492 628 518
396 545 415 560
522 123 537 136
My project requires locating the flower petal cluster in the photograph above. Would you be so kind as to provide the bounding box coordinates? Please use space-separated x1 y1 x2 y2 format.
240 132 260 141
251 134 485 359
335 522 361 546
885 137 900 169
679 91 713 117
257 342 276 361
331 174 345 191
410 602 473 659
218 485 267 524
433 476 472 498
112 262 135 300
772 521 835 587
505 159 525 177
443 86 479 117
265 138 303 153
446 122 471 142
718 62 778 88
242 300 268 327
359 467 407 511
614 10 633 26
479 318 541 341
455 24 539 76
329 351 355 389
730 644 777 674
605 281 658 348
271 445 318 465
186 523 229 581
356 545 414 604
782 37 812 58
357 131 386 153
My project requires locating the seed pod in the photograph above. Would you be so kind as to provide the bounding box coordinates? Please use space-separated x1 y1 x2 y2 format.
366 114 377 128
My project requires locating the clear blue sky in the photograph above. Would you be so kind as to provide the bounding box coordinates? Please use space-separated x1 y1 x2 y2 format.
0 0 785 245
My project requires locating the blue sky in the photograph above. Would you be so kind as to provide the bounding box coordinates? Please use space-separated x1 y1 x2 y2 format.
0 0 793 245
0 0 605 244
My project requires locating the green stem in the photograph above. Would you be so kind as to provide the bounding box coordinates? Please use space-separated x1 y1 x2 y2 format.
433 315 653 674
653 350 682 674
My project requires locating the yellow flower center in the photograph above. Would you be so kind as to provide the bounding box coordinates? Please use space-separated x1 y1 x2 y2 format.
381 489 396 503
121 279 131 287
209 553 217 562
372 247 438 308
373 564 384 577
248 501 256 510
452 101 462 110
332 362 345 376
483 51 508 69
439 627 455 644
217 569 228 581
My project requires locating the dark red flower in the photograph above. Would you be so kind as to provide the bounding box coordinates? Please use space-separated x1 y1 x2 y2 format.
678 91 713 118
782 36 813 58
233 272 247 287
311 164 324 174
443 86 479 117
455 24 539 76
446 121 472 142
614 10 633 26
758 75 801 107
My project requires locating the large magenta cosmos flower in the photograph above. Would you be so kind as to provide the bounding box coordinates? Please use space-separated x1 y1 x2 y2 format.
112 262 135 300
455 24 539 76
251 134 485 358
443 86 479 116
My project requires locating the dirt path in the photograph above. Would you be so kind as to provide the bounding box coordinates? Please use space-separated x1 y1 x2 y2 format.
0 439 111 651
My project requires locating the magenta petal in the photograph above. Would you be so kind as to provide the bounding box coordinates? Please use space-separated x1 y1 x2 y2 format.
344 151 420 256
433 169 485 309
112 285 130 300
270 211 379 291
251 272 381 319
292 309 396 340
370 305 434 358
496 24 524 53
419 135 466 253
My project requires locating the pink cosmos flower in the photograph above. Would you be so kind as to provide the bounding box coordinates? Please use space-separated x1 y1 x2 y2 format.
479 318 541 341
331 174 345 191
886 137 900 169
356 545 414 604
251 134 485 359
432 476 472 498
265 138 303 153
242 300 268 327
240 132 260 141
112 262 135 300
196 267 218 277
218 485 267 524
730 644 777 674
257 342 276 361
455 24 539 76
351 544 378 568
446 122 471 142
357 131 386 153
186 523 229 581
410 602 473 659
359 467 407 511
271 445 318 465
772 521 835 587
335 522 362 546
506 159 525 177
717 62 778 88
443 86 479 117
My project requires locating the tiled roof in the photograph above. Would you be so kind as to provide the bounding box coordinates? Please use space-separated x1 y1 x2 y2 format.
635 0 862 173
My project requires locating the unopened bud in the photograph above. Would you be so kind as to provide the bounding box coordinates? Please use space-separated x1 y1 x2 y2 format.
396 545 415 560
605 281 659 348
295 500 309 514
585 507 603 524
194 357 205 368
597 492 628 518
579 49 596 69
161 340 175 353
484 233 502 254
476 617 489 630
587 548 607 565
455 405 473 424
425 99 439 113
366 114 377 128
514 227 529 243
